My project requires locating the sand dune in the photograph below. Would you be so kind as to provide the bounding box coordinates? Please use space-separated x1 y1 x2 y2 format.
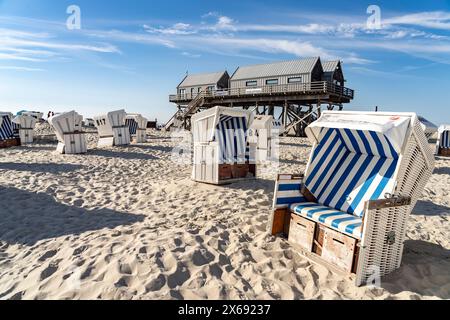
0 129 448 300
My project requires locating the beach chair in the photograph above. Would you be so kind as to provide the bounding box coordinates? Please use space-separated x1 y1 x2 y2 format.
191 106 256 185
0 112 21 148
248 115 274 162
125 114 148 143
12 114 37 144
418 116 438 141
269 111 435 286
436 125 450 156
94 110 130 147
49 111 87 154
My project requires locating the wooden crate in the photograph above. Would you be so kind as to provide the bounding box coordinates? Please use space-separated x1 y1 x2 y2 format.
219 164 233 180
232 164 249 179
288 214 316 252
321 227 358 273
438 148 450 157
0 138 20 149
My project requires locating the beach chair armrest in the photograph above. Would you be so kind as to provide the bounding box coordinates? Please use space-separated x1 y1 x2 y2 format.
269 174 306 236
356 196 412 286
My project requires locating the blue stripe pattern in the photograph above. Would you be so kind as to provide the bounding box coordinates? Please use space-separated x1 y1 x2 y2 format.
214 115 248 164
275 180 304 208
440 131 450 148
291 202 363 239
304 128 399 218
0 114 15 140
125 119 138 135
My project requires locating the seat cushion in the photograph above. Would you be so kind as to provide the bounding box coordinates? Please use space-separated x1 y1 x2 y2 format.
290 202 363 240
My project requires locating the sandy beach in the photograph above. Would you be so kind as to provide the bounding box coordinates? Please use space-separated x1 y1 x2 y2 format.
0 126 448 300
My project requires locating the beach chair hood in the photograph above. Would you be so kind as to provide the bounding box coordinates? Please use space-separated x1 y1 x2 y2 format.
306 111 416 156
191 106 253 143
49 111 83 142
12 114 37 129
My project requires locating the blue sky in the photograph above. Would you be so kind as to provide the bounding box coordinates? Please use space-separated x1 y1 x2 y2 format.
0 0 449 124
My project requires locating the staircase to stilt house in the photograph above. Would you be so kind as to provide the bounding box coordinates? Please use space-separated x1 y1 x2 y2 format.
164 93 205 131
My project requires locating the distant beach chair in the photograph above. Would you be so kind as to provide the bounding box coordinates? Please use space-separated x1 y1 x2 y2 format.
49 111 87 154
269 111 435 286
418 116 438 141
125 114 148 143
436 125 450 156
248 115 274 162
12 114 37 144
0 112 20 148
191 106 256 185
94 110 130 147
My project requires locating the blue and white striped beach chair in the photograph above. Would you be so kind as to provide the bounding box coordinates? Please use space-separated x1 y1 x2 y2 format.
191 107 255 185
125 114 148 143
436 125 450 156
270 111 435 286
0 112 20 148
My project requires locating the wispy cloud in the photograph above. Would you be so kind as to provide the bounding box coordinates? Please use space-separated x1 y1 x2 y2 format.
0 65 45 72
385 11 450 30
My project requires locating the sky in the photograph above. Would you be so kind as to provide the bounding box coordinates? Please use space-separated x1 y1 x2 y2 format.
0 0 449 125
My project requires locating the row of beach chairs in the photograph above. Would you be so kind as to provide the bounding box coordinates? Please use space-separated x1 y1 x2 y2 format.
0 110 148 153
49 110 148 154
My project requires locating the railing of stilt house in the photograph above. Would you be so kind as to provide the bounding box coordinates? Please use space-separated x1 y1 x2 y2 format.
169 81 354 102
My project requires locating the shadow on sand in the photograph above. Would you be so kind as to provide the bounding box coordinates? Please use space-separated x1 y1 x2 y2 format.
413 200 450 216
0 186 145 246
87 149 158 160
381 240 450 299
279 142 310 148
130 144 173 154
0 162 83 174
433 167 450 175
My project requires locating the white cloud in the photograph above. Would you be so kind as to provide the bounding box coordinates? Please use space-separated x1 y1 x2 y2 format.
385 11 450 30
0 65 44 72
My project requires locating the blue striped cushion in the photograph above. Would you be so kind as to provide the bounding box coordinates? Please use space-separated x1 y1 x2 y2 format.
0 115 14 140
291 202 363 239
214 115 248 164
275 180 305 209
305 128 399 218
440 131 450 148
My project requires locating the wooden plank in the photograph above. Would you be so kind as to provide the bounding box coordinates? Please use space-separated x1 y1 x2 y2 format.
322 228 357 273
288 215 316 252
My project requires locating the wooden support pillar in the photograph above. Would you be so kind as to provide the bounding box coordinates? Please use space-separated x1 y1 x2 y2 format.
283 100 288 127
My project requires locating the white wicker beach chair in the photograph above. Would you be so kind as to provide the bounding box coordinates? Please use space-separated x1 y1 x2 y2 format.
12 114 37 144
125 114 148 143
94 110 130 147
0 112 20 148
436 125 450 157
191 106 256 185
269 111 435 286
49 111 87 154
248 115 275 162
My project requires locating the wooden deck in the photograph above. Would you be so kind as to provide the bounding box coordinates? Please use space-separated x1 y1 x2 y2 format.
169 81 354 104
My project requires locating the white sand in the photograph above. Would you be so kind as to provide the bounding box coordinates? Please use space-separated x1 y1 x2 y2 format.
0 128 448 300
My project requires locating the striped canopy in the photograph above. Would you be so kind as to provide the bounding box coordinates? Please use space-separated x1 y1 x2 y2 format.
304 112 413 218
438 125 450 149
214 115 249 164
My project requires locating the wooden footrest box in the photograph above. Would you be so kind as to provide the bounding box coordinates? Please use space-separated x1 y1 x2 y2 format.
438 148 450 156
0 138 21 149
288 214 316 251
288 213 360 274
